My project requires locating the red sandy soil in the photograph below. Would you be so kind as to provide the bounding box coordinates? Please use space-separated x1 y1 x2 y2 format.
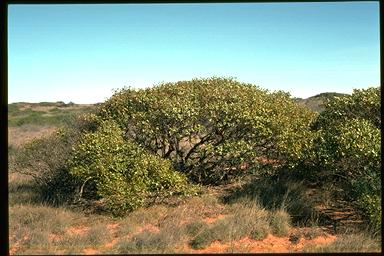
182 233 337 253
10 222 337 255
9 234 29 255
82 248 99 255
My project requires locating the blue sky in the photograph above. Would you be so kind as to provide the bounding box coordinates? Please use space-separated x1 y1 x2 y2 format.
8 2 380 103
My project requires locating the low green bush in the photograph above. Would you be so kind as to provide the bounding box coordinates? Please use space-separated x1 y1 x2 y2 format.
69 119 198 215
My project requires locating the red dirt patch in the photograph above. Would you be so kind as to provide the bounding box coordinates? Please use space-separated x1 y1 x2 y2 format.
104 238 119 249
83 248 99 255
9 234 30 255
203 214 227 224
66 226 89 236
242 235 292 253
182 233 337 253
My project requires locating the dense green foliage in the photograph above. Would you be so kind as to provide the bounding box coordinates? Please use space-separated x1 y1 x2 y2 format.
312 87 381 231
69 118 197 215
95 77 316 184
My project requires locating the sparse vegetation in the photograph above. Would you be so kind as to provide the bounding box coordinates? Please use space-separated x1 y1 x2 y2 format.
303 232 381 252
10 128 83 205
8 102 93 127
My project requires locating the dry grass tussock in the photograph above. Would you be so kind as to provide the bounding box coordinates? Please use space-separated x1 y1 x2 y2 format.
303 232 381 252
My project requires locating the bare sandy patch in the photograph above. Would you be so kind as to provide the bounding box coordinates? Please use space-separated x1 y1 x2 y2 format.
196 241 230 253
83 248 99 255
104 238 119 249
8 125 57 147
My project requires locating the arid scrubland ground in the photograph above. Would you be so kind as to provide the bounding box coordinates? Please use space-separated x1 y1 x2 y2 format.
8 100 381 254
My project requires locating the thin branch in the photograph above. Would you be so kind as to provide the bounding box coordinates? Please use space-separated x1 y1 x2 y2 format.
183 134 211 162
78 176 94 200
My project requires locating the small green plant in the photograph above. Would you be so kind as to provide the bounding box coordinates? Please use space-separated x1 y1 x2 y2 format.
189 223 218 249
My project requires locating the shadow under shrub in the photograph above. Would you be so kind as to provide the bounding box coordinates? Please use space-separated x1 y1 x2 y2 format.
222 172 315 224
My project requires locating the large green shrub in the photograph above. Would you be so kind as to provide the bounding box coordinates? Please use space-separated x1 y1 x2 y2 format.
69 119 196 215
95 77 316 184
312 87 381 231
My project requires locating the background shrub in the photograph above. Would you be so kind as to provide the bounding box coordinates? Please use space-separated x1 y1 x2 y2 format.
10 127 82 205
